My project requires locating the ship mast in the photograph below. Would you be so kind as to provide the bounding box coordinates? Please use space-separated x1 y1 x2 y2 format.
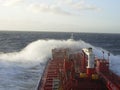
70 33 74 40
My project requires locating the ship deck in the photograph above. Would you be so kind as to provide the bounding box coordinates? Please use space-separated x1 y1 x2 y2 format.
37 48 120 90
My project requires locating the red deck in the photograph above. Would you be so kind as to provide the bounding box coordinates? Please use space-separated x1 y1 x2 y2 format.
37 48 120 90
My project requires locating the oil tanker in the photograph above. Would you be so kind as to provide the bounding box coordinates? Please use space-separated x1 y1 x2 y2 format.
37 41 120 90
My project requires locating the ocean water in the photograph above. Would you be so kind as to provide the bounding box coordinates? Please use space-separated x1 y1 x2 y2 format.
0 31 120 90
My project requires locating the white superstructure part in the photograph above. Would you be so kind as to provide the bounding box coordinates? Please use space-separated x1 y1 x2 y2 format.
83 48 95 69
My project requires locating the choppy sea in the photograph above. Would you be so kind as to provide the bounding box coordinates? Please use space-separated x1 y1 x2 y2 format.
0 31 120 90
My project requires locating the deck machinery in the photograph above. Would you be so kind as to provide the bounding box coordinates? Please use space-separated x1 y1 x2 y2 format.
37 47 120 90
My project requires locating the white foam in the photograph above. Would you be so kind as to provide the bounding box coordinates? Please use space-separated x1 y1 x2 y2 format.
0 39 91 63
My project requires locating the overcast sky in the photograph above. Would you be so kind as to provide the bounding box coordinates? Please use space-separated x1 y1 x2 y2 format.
0 0 120 33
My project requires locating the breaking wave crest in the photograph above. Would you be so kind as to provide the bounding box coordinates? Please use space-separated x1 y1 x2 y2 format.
0 39 93 63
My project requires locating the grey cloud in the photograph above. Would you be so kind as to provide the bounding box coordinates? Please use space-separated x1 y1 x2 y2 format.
29 3 71 15
1 0 24 6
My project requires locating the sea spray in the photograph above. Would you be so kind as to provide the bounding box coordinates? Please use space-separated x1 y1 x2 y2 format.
0 39 92 63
